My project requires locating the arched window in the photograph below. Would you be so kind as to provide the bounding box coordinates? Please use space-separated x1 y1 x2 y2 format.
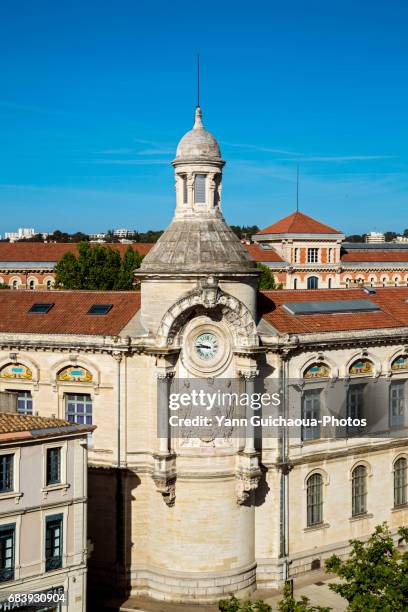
382 277 387 287
194 174 206 203
349 358 373 376
345 277 351 288
11 279 19 290
394 458 407 507
293 278 298 289
57 366 93 383
46 279 53 290
28 279 35 290
352 465 367 516
391 355 408 371
394 277 399 287
304 362 330 379
328 278 332 289
370 277 375 287
0 363 33 380
307 473 323 526
307 276 319 290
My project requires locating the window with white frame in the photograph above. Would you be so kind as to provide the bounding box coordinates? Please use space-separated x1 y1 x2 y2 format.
394 457 407 507
352 465 367 516
302 389 321 440
0 524 15 582
6 390 33 415
0 455 13 493
65 394 92 425
45 514 63 571
46 448 61 486
307 276 319 290
328 248 333 263
293 248 299 263
307 248 319 263
390 382 405 428
306 473 323 526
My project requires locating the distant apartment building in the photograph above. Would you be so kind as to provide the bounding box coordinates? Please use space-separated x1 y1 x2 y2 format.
365 231 385 243
113 228 133 238
5 229 36 243
0 411 93 611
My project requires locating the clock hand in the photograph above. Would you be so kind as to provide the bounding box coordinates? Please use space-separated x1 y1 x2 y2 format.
196 344 212 349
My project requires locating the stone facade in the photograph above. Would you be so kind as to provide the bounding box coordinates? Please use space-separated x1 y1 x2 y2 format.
0 414 92 611
0 107 407 605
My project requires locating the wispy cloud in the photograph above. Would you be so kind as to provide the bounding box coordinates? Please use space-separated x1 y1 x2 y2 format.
92 158 169 165
222 141 300 155
137 148 173 155
98 148 135 155
0 100 79 118
277 155 395 162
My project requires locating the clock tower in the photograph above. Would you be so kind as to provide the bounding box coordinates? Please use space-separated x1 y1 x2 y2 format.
137 106 262 602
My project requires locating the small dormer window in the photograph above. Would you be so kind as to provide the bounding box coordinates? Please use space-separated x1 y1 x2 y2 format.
194 174 206 203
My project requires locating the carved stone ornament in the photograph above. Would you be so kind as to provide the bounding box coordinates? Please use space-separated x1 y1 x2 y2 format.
235 451 262 504
156 280 259 350
152 453 177 507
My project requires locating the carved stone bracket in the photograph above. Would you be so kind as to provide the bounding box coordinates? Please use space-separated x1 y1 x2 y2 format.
152 452 177 507
235 450 262 504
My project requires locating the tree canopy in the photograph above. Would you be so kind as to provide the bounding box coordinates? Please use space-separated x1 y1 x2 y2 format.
54 242 143 290
325 523 408 611
257 263 283 290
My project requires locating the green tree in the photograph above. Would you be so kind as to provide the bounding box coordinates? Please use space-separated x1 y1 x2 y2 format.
278 583 331 612
54 251 80 289
0 283 10 290
54 242 142 290
325 523 408 611
115 246 143 290
257 263 283 290
218 595 272 611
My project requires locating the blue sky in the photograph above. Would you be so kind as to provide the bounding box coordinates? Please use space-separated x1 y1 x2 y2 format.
0 0 407 236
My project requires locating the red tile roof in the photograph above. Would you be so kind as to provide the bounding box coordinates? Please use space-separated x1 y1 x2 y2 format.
341 250 408 263
260 287 408 335
0 243 153 262
256 211 341 236
0 290 141 336
243 244 284 263
0 414 94 443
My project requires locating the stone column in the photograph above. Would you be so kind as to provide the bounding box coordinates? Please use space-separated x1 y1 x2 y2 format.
235 367 261 504
156 370 174 454
240 369 259 453
153 368 177 506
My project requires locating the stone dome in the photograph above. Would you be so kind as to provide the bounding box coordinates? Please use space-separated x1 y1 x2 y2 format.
139 218 256 274
175 107 221 161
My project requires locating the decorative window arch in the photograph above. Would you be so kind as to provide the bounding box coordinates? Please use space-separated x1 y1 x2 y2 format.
57 365 93 383
293 278 298 290
391 355 408 371
0 363 33 380
394 456 407 507
352 464 367 516
44 277 54 290
10 277 20 290
382 276 388 287
28 277 37 290
345 277 351 288
349 358 374 377
304 362 331 379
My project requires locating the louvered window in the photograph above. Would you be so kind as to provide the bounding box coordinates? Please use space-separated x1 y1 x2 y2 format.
194 174 206 203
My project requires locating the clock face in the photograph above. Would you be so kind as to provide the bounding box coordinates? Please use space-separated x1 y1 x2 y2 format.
194 332 219 361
